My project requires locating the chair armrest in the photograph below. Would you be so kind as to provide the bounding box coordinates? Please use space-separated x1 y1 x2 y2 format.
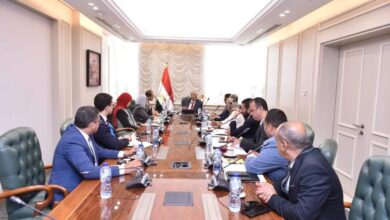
116 127 136 133
0 185 53 216
344 201 352 208
46 184 68 208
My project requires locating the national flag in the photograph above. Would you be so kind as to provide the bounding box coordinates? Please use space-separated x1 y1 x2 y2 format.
158 66 174 111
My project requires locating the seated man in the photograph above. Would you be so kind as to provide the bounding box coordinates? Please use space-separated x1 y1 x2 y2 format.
229 98 258 139
145 89 162 114
255 121 345 220
181 92 203 113
245 109 288 182
49 106 142 202
212 93 231 121
233 97 268 152
94 93 131 150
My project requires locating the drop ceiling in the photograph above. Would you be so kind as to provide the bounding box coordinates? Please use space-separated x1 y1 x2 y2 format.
63 0 331 44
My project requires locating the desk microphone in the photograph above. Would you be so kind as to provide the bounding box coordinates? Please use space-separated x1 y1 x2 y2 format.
236 127 250 138
10 196 56 220
203 97 210 107
209 105 221 115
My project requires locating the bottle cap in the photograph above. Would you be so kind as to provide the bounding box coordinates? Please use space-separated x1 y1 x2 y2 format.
103 162 109 166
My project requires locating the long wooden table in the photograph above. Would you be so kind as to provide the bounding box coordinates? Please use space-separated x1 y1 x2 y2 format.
48 115 282 219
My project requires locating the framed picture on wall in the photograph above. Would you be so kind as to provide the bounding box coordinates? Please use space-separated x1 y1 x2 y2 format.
86 49 101 87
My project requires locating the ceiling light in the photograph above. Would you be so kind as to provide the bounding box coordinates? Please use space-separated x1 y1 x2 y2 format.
284 10 290 14
93 6 99 10
113 0 274 39
279 13 285 17
88 2 94 6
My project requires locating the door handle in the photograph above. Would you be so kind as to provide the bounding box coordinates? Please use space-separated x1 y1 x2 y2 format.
352 123 365 129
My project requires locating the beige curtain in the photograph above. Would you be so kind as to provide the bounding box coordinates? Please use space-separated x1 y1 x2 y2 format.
139 43 204 103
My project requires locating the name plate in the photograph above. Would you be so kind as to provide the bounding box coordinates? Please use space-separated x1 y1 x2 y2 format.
195 147 205 160
157 147 169 160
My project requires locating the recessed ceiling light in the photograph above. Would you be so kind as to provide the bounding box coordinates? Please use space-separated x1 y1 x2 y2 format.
279 13 285 17
93 6 99 10
88 2 94 6
284 10 290 14
256 29 263 34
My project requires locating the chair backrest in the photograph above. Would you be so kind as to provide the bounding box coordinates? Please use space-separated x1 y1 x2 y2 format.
60 118 74 136
181 97 191 107
0 127 45 215
349 155 390 219
319 138 338 166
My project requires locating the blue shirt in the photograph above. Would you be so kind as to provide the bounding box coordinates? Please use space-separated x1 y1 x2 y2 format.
244 137 289 182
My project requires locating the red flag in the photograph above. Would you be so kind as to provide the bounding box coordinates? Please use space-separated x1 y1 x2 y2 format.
158 66 174 111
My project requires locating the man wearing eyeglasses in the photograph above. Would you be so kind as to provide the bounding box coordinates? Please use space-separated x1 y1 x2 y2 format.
255 121 345 220
94 93 132 150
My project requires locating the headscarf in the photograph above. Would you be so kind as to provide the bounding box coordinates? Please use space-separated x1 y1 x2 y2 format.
112 92 132 127
136 95 147 109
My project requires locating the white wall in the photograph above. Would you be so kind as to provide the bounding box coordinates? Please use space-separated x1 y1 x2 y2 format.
203 41 267 105
0 0 55 164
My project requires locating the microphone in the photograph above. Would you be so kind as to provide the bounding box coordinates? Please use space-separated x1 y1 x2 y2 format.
236 127 250 138
10 196 56 220
203 97 210 107
210 105 221 115
80 167 141 175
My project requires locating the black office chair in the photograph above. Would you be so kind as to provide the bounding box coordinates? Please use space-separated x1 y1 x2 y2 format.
319 139 338 166
345 155 390 219
0 127 67 219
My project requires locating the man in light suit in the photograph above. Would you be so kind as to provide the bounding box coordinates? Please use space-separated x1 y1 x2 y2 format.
181 92 203 113
255 121 345 220
49 106 142 202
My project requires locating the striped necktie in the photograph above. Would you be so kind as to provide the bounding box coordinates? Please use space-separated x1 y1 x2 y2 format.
87 137 98 166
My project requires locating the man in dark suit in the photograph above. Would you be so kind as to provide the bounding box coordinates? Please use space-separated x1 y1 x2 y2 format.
181 92 203 113
233 97 268 152
49 106 142 201
94 93 131 150
229 98 258 139
255 121 345 220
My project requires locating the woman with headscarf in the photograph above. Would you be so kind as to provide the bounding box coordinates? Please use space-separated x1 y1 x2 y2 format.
112 92 138 130
133 95 153 123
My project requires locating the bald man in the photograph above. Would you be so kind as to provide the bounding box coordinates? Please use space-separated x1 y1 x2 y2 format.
255 121 345 220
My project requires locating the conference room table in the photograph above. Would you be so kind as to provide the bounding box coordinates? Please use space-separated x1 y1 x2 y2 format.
48 115 282 220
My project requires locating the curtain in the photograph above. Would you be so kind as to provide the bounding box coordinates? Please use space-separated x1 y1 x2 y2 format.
139 43 204 103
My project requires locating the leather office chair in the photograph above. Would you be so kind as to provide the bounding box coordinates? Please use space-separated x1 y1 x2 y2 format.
345 155 390 219
0 127 67 219
59 118 74 136
319 138 338 166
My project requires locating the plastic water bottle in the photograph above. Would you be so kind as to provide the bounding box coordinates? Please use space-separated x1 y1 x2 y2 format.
152 139 159 161
146 119 151 134
228 174 242 212
100 162 112 199
136 143 145 160
213 149 222 176
153 128 159 141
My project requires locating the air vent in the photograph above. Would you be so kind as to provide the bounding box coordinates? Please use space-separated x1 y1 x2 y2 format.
95 17 130 40
247 24 281 44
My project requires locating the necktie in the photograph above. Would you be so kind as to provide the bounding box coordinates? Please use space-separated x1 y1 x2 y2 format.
189 101 195 109
281 162 293 194
107 122 116 137
87 137 98 166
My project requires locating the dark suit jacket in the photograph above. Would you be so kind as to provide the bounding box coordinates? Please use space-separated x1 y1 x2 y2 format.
181 97 203 113
94 115 129 150
133 105 153 123
49 125 121 201
229 116 259 139
268 147 345 220
240 122 267 152
214 108 229 121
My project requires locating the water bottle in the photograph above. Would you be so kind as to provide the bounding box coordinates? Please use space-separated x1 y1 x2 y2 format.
146 119 151 134
100 162 112 199
136 143 145 160
213 149 222 176
153 128 159 141
152 139 159 161
228 174 242 212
